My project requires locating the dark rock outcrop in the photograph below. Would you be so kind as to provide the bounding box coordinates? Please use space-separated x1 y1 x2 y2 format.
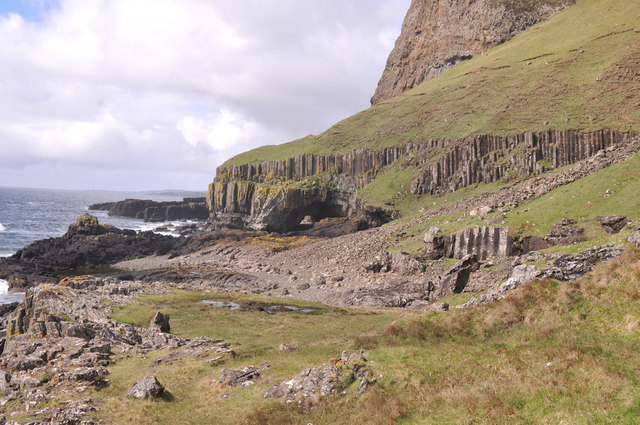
5 214 187 274
90 197 209 222
596 215 627 234
371 0 574 104
430 254 478 301
541 245 624 281
545 218 585 246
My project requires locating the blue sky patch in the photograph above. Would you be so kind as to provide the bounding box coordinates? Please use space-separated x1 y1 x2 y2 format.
0 0 58 21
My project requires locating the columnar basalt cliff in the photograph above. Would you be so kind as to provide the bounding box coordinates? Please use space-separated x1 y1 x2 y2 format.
371 0 574 105
209 147 418 232
445 227 514 260
209 130 633 232
409 129 629 195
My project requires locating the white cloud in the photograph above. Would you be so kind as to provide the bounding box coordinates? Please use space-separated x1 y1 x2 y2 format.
0 0 410 190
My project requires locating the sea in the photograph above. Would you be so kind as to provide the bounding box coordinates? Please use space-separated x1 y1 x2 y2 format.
0 186 201 305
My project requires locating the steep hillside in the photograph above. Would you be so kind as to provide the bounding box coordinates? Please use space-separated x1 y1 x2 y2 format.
210 0 639 233
225 0 639 165
371 0 574 105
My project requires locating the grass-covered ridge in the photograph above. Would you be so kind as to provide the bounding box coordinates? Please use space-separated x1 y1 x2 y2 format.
225 0 640 166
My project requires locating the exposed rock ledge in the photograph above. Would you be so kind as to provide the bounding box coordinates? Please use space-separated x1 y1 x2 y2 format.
89 197 209 222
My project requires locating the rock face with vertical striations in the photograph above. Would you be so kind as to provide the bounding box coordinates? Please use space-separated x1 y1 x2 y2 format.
409 130 628 196
371 0 575 105
209 130 631 233
443 227 513 260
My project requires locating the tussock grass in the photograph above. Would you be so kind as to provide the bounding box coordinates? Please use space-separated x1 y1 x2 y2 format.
93 249 640 424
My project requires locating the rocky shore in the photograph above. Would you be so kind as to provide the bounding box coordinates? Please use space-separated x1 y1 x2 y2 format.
89 198 209 222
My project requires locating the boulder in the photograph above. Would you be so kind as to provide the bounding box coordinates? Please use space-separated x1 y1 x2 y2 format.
479 265 541 304
278 344 298 352
430 254 478 301
596 215 627 234
264 351 373 407
521 236 549 254
423 226 444 260
220 366 263 387
150 312 170 333
364 252 392 273
629 231 640 247
542 245 624 280
390 253 425 274
405 300 449 312
0 369 13 395
545 218 585 245
126 376 165 399
69 366 109 383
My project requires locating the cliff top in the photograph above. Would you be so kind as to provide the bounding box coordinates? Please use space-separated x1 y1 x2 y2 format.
224 0 639 166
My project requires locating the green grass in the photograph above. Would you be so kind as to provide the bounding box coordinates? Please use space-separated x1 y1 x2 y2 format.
96 290 408 425
92 249 640 424
225 0 640 166
390 150 640 255
502 153 640 238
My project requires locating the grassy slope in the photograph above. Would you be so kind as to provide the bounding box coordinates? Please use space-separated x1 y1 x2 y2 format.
225 0 640 166
97 292 406 425
388 149 640 255
90 249 640 424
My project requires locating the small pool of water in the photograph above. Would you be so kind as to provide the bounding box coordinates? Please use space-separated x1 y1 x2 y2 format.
198 299 319 314
199 300 243 310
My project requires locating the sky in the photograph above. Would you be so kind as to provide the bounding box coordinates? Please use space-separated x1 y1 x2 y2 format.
0 0 410 191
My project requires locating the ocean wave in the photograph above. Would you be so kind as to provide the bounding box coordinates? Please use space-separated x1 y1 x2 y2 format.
0 279 25 305
0 223 5 232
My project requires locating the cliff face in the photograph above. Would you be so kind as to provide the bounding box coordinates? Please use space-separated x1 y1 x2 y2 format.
371 0 574 105
209 173 397 233
210 147 415 232
410 129 628 195
208 130 631 233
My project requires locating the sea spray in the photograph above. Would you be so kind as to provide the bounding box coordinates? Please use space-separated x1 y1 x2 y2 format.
0 279 25 305
0 223 5 232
